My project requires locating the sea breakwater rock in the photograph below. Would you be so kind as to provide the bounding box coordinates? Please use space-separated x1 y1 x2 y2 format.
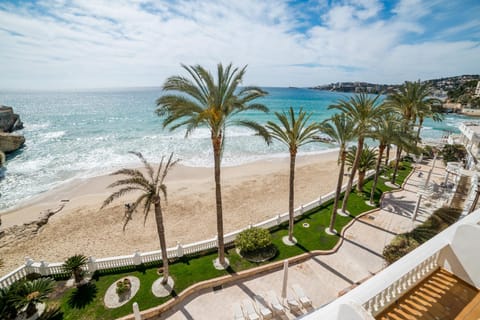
0 132 25 153
0 106 23 132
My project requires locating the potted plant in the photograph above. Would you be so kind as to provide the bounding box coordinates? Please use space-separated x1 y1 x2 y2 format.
115 278 131 297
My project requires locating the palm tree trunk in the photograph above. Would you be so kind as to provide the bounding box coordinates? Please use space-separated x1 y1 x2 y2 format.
212 136 225 265
370 144 385 203
416 118 424 146
330 150 346 232
385 144 390 166
288 152 296 242
341 137 364 212
154 200 169 284
391 146 402 184
358 171 365 192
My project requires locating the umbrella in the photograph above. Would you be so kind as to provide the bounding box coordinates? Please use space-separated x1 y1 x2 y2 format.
281 259 289 299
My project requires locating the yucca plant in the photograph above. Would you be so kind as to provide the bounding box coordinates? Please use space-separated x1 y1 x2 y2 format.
13 278 55 318
62 254 88 287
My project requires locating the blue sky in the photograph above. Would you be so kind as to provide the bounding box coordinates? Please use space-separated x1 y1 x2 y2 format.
0 0 479 89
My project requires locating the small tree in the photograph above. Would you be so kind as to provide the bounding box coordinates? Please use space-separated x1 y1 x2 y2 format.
63 254 88 287
346 145 377 193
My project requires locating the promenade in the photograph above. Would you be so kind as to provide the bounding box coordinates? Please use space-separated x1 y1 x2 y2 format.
156 159 448 320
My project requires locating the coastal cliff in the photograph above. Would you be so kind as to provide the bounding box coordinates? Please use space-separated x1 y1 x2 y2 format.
0 106 25 155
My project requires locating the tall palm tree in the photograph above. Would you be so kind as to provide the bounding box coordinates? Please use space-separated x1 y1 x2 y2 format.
345 145 377 193
387 81 432 182
415 102 444 144
318 114 357 233
62 254 88 287
329 93 385 213
266 107 319 243
368 114 404 204
102 152 178 285
156 63 270 267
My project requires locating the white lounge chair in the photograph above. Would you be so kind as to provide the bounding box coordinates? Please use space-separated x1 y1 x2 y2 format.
254 294 272 319
292 284 312 307
267 290 285 314
233 302 245 320
242 299 260 320
286 293 301 312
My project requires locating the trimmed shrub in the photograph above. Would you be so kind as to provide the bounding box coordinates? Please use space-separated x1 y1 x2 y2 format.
235 227 272 253
235 227 276 262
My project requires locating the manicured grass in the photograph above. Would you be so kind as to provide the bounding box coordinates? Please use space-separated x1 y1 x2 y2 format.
50 163 412 319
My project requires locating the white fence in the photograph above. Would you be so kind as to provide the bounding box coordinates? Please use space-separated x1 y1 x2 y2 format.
0 170 376 288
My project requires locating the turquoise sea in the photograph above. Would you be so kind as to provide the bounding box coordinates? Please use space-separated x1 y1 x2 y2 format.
0 87 470 211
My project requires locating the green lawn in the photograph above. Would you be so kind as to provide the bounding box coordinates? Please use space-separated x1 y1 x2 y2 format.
51 163 412 320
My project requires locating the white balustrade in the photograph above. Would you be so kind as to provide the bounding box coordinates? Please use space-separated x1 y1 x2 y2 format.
0 169 378 287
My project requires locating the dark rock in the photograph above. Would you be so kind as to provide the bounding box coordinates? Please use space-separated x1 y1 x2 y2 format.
0 106 23 133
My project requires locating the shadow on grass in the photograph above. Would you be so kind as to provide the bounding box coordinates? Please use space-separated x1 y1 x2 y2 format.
67 282 98 309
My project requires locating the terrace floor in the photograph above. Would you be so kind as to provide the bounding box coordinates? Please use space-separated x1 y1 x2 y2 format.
377 268 479 320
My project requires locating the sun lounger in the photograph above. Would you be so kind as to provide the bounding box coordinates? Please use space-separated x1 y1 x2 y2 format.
233 302 245 320
254 294 272 319
286 293 301 311
242 299 260 320
292 284 312 307
267 290 285 314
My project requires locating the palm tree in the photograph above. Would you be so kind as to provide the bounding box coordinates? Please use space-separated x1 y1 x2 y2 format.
156 63 270 268
345 145 377 193
62 254 88 287
368 114 404 204
386 81 431 183
13 278 55 318
318 114 357 233
415 102 444 144
102 152 178 285
265 107 319 243
329 93 385 213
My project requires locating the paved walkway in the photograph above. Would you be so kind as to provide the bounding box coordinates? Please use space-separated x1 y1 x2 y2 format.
156 160 448 320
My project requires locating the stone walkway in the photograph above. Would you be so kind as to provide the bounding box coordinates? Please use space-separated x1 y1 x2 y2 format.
154 160 448 320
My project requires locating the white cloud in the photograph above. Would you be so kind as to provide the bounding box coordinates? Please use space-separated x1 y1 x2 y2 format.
0 0 478 89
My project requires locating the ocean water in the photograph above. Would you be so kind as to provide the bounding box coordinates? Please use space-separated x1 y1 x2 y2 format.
0 87 470 211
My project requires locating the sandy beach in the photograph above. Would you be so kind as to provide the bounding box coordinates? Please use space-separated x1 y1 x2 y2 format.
0 151 340 274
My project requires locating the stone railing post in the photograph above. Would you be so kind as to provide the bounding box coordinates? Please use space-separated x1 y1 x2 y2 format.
176 242 184 258
24 257 34 273
39 261 48 276
133 251 142 266
300 205 304 214
276 214 281 225
318 196 322 206
87 256 97 273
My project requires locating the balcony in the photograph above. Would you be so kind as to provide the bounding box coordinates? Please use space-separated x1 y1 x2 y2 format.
299 209 480 319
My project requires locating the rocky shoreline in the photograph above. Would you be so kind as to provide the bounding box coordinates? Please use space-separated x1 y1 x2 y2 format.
0 105 25 157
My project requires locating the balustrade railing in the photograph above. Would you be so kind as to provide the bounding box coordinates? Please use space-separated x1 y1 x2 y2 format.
0 170 376 288
362 251 440 316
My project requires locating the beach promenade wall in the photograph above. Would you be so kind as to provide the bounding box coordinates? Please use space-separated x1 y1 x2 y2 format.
0 170 375 288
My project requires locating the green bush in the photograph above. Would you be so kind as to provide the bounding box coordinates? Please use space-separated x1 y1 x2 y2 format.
235 227 272 253
383 234 419 265
383 207 462 264
441 144 467 164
